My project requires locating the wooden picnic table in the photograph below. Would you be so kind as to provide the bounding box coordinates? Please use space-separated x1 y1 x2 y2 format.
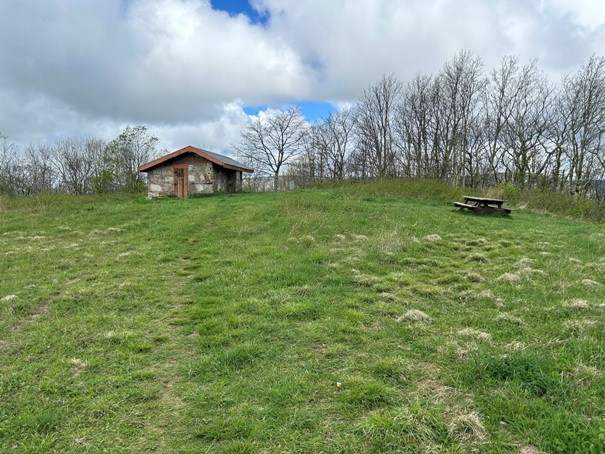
453 196 512 214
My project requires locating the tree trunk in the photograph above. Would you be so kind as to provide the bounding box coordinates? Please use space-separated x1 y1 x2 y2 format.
273 171 279 192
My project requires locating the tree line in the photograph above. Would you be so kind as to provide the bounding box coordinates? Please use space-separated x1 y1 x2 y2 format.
3 51 604 199
0 126 159 196
236 51 605 199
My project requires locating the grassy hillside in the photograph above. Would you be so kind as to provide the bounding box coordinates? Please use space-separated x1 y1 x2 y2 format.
1 185 605 452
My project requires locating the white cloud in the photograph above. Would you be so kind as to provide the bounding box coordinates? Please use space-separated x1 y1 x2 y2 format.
153 101 250 153
258 0 604 95
549 0 605 30
0 0 603 152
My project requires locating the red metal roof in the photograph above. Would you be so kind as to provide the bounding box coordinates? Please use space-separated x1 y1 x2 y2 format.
138 145 254 173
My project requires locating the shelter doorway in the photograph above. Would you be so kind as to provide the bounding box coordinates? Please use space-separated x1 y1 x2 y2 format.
174 165 188 197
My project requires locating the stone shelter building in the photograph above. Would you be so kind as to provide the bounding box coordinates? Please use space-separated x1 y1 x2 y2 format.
138 145 254 198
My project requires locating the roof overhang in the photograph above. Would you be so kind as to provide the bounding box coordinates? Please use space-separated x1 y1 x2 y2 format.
138 145 254 173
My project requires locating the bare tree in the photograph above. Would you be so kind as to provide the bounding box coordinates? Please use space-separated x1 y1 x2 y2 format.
48 137 101 194
556 55 605 195
234 107 308 192
346 145 373 180
315 107 356 180
434 50 487 187
0 134 19 195
355 74 403 178
395 74 442 178
21 144 54 194
287 126 326 186
483 55 521 185
285 53 605 196
289 109 355 187
495 59 554 188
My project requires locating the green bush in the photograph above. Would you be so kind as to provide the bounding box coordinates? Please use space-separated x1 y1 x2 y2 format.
500 183 522 203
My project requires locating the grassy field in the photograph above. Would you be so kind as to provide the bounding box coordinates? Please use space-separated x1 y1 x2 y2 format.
1 182 605 452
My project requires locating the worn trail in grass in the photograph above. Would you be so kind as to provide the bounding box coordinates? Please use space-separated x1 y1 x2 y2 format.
1 186 605 452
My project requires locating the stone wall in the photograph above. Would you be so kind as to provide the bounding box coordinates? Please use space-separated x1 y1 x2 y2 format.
147 166 174 198
213 167 241 192
187 163 214 194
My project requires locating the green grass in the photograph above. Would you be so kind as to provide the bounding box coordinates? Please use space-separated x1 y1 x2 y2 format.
1 184 605 452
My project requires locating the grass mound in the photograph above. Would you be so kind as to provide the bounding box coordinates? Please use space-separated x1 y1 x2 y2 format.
1 182 605 451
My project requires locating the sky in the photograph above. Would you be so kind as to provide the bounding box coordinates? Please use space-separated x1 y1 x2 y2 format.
1 0 604 155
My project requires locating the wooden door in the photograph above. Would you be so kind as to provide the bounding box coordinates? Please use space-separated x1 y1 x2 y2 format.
174 167 188 197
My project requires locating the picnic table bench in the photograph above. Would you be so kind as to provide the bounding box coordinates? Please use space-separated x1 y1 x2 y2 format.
454 196 512 214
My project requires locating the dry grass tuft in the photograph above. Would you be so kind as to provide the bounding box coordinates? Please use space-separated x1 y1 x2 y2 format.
519 267 546 276
564 319 597 332
352 234 368 242
397 309 431 322
458 328 492 341
517 258 536 266
572 364 603 381
505 341 525 350
520 447 547 454
73 438 91 447
498 273 520 283
495 313 525 325
379 230 403 253
567 299 590 310
456 344 479 360
425 234 442 242
448 411 487 442
301 234 315 243
569 258 583 264
466 273 483 282
582 279 599 286
334 234 347 242
477 290 496 300
465 253 489 263
378 292 398 302
1 294 18 301
70 358 87 377
353 273 382 287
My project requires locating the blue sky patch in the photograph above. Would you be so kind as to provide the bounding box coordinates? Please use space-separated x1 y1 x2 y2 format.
243 101 335 122
243 104 267 116
210 0 269 25
292 101 335 122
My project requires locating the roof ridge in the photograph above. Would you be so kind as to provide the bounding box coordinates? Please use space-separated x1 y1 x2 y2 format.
138 146 254 173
